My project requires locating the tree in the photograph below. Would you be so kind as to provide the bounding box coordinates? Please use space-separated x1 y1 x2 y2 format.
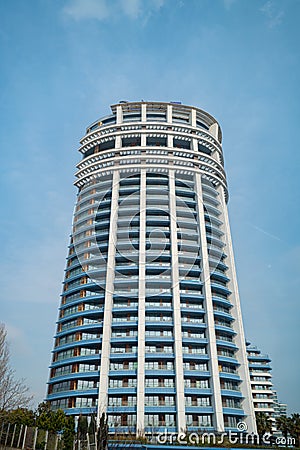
36 403 75 449
0 324 32 416
77 414 88 440
36 402 66 432
276 414 291 442
5 407 35 426
289 413 300 447
36 402 52 430
88 414 97 435
63 416 75 450
255 412 272 436
50 409 66 433
276 413 300 446
97 413 108 450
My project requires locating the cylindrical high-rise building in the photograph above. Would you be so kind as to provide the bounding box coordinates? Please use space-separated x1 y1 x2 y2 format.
47 101 256 434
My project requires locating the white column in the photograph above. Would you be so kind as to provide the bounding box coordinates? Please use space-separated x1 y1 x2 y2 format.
32 427 38 450
22 425 27 450
116 105 123 124
141 132 146 147
218 187 257 434
115 135 121 149
167 133 173 148
167 105 173 149
192 137 198 152
11 424 17 448
17 425 23 448
209 123 219 141
169 170 186 432
5 424 10 446
97 170 120 423
44 430 48 450
136 169 146 435
195 173 224 432
167 104 172 123
141 103 147 122
141 103 146 147
191 108 197 127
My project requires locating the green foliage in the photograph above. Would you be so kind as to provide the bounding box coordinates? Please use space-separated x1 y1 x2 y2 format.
63 415 75 450
277 413 300 447
5 407 35 426
50 409 66 433
97 413 108 450
88 414 97 434
36 402 66 433
36 402 52 430
289 413 300 446
77 414 88 439
35 440 47 450
276 414 291 439
255 411 272 436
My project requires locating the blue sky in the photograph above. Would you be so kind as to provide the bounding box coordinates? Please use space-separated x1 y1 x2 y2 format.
0 0 299 413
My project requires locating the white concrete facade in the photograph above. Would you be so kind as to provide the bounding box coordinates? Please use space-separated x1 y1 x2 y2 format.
47 101 257 435
247 342 275 431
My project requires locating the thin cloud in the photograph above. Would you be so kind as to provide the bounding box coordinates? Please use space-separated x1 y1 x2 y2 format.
63 0 166 22
250 223 282 242
5 324 33 357
222 0 237 10
63 0 109 21
260 1 284 28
